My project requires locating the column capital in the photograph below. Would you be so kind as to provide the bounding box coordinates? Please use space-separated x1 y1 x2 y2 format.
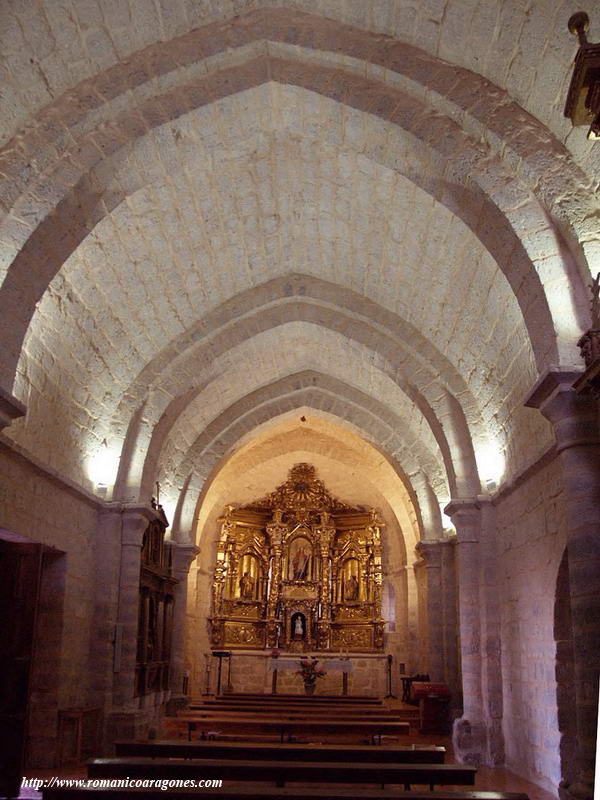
121 504 162 547
444 497 492 544
415 538 453 566
525 368 583 411
444 497 479 519
0 386 26 431
170 542 200 579
525 368 599 451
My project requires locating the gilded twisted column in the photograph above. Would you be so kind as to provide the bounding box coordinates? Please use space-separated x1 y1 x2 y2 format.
266 509 286 646
315 518 334 649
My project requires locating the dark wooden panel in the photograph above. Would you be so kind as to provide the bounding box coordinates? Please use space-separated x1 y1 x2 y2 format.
0 541 43 799
114 739 446 763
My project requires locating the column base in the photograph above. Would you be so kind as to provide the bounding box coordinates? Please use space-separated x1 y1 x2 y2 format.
452 717 488 766
559 777 594 800
165 694 191 716
104 707 163 751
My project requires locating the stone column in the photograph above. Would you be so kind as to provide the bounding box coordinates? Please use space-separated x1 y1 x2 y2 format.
415 539 459 697
440 538 460 704
478 499 504 766
526 370 600 800
0 386 26 430
168 542 199 713
412 555 430 672
445 498 487 765
415 540 443 680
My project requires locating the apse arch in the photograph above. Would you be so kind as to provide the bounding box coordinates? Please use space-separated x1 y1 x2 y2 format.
191 413 422 559
187 414 424 688
166 388 449 546
161 372 447 498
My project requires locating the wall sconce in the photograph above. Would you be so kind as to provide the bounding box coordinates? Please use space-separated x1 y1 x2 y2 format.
564 12 600 140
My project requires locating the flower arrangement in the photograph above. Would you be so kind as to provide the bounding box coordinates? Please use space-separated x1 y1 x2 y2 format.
296 658 326 690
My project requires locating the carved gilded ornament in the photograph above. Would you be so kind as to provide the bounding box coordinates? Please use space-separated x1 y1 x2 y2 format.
209 464 385 652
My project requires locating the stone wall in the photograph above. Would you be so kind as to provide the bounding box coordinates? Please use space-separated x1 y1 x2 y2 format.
0 441 101 766
493 455 566 792
0 442 170 763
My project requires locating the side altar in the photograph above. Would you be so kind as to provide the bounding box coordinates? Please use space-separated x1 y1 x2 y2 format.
209 463 385 652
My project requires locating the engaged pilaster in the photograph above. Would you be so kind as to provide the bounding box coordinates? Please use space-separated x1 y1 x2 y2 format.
415 538 459 699
445 498 487 765
526 369 600 800
168 542 199 710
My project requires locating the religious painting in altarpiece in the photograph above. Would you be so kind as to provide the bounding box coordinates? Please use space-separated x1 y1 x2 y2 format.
208 463 385 652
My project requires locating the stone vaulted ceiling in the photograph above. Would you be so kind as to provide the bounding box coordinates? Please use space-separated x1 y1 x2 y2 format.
1 0 598 544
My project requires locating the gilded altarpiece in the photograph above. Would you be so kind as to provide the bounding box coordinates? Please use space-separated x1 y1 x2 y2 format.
209 464 385 652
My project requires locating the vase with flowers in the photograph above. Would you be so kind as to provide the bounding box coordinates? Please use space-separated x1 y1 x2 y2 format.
296 657 326 695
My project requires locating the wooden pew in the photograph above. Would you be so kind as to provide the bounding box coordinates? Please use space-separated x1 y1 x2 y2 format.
190 703 401 718
87 756 476 789
114 739 446 763
197 694 384 702
178 715 411 742
179 709 402 721
45 788 529 800
210 701 384 708
225 692 378 698
219 694 380 703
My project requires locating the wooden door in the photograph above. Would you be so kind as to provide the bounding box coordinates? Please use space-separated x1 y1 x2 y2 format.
0 540 43 798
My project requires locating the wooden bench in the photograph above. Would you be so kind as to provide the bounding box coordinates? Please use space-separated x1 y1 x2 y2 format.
219 694 381 703
87 757 475 790
197 695 384 704
225 692 378 698
45 789 529 800
194 698 385 706
114 739 446 764
190 703 400 718
178 715 411 743
180 709 403 721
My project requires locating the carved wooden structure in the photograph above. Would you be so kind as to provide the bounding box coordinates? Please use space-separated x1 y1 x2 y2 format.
564 12 600 139
209 464 385 652
135 510 178 696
